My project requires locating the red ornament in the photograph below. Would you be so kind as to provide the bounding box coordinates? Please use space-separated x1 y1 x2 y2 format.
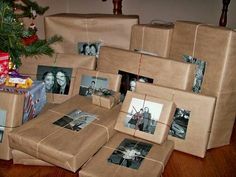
0 50 10 78
22 34 39 46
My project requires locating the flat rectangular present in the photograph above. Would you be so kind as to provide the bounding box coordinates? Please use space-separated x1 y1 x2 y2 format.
114 91 176 144
135 82 216 158
19 54 96 104
97 46 195 98
92 91 120 109
73 69 122 97
45 13 139 54
8 95 121 172
169 21 236 149
130 24 174 58
79 133 174 177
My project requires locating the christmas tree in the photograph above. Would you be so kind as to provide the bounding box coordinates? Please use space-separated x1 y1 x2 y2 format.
0 0 62 68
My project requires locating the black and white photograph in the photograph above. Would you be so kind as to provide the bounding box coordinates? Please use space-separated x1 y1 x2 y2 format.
79 75 109 97
78 42 101 58
0 110 6 143
118 70 153 102
183 55 206 93
37 65 72 95
169 108 191 139
53 109 96 132
124 98 163 134
107 138 152 170
0 128 4 143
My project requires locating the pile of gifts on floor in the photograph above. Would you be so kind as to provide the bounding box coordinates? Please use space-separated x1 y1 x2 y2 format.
0 14 235 176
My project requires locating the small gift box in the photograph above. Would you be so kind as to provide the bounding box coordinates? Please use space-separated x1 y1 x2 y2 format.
92 89 121 109
0 51 9 84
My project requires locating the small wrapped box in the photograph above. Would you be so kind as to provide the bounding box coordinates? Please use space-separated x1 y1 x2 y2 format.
130 24 174 57
169 21 236 149
136 82 216 158
9 95 121 172
0 51 9 82
79 133 174 177
92 90 121 109
45 13 139 54
114 91 176 144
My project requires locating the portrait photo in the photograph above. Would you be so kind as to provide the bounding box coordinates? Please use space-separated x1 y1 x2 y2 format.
0 128 4 143
118 70 153 102
37 65 72 95
107 138 152 170
79 75 108 97
78 42 101 58
169 108 191 139
53 109 96 132
124 98 163 135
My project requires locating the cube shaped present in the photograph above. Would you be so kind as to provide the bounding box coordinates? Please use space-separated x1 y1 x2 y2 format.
8 95 121 172
45 13 139 54
114 91 176 144
130 23 174 57
92 90 121 109
169 21 236 149
79 133 174 177
136 82 216 158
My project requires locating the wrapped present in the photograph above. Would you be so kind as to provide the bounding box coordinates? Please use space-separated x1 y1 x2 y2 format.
73 69 121 97
19 53 96 104
169 21 236 149
114 91 176 144
9 95 121 172
45 14 139 54
135 82 216 158
92 90 121 109
130 24 174 57
79 133 174 177
0 51 9 84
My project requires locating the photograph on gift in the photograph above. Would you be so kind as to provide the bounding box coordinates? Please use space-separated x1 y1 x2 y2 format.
79 75 108 97
107 138 152 170
183 55 206 93
0 109 6 143
0 128 4 143
78 42 101 58
118 70 153 102
53 109 96 132
37 65 72 95
123 98 163 134
169 108 191 139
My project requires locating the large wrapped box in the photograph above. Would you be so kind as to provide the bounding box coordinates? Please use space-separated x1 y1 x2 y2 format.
9 95 121 172
169 21 236 148
80 133 174 177
45 14 139 54
136 82 216 158
130 24 173 57
19 54 96 104
115 91 175 144
73 69 121 97
97 46 195 98
0 81 46 160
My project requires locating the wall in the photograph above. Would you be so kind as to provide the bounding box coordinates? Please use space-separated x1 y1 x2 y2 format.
33 0 236 38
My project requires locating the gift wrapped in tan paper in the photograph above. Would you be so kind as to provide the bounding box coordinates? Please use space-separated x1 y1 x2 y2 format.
169 21 236 149
130 23 174 57
79 133 174 177
114 91 176 144
45 13 139 54
8 95 121 172
136 82 216 158
19 53 96 104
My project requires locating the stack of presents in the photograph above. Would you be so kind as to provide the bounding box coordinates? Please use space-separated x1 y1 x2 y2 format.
0 13 236 176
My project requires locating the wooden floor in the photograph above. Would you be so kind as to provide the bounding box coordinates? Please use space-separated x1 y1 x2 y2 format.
0 122 235 177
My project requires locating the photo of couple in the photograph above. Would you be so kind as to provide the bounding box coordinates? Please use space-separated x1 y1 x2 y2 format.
78 42 101 58
37 65 72 95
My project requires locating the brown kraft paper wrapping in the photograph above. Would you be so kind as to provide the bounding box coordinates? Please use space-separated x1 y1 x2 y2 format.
97 46 195 91
130 24 174 57
114 91 176 145
92 92 121 109
45 14 139 53
135 82 216 158
8 95 121 172
79 133 174 177
169 21 236 149
0 92 24 160
12 150 52 166
19 54 96 104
